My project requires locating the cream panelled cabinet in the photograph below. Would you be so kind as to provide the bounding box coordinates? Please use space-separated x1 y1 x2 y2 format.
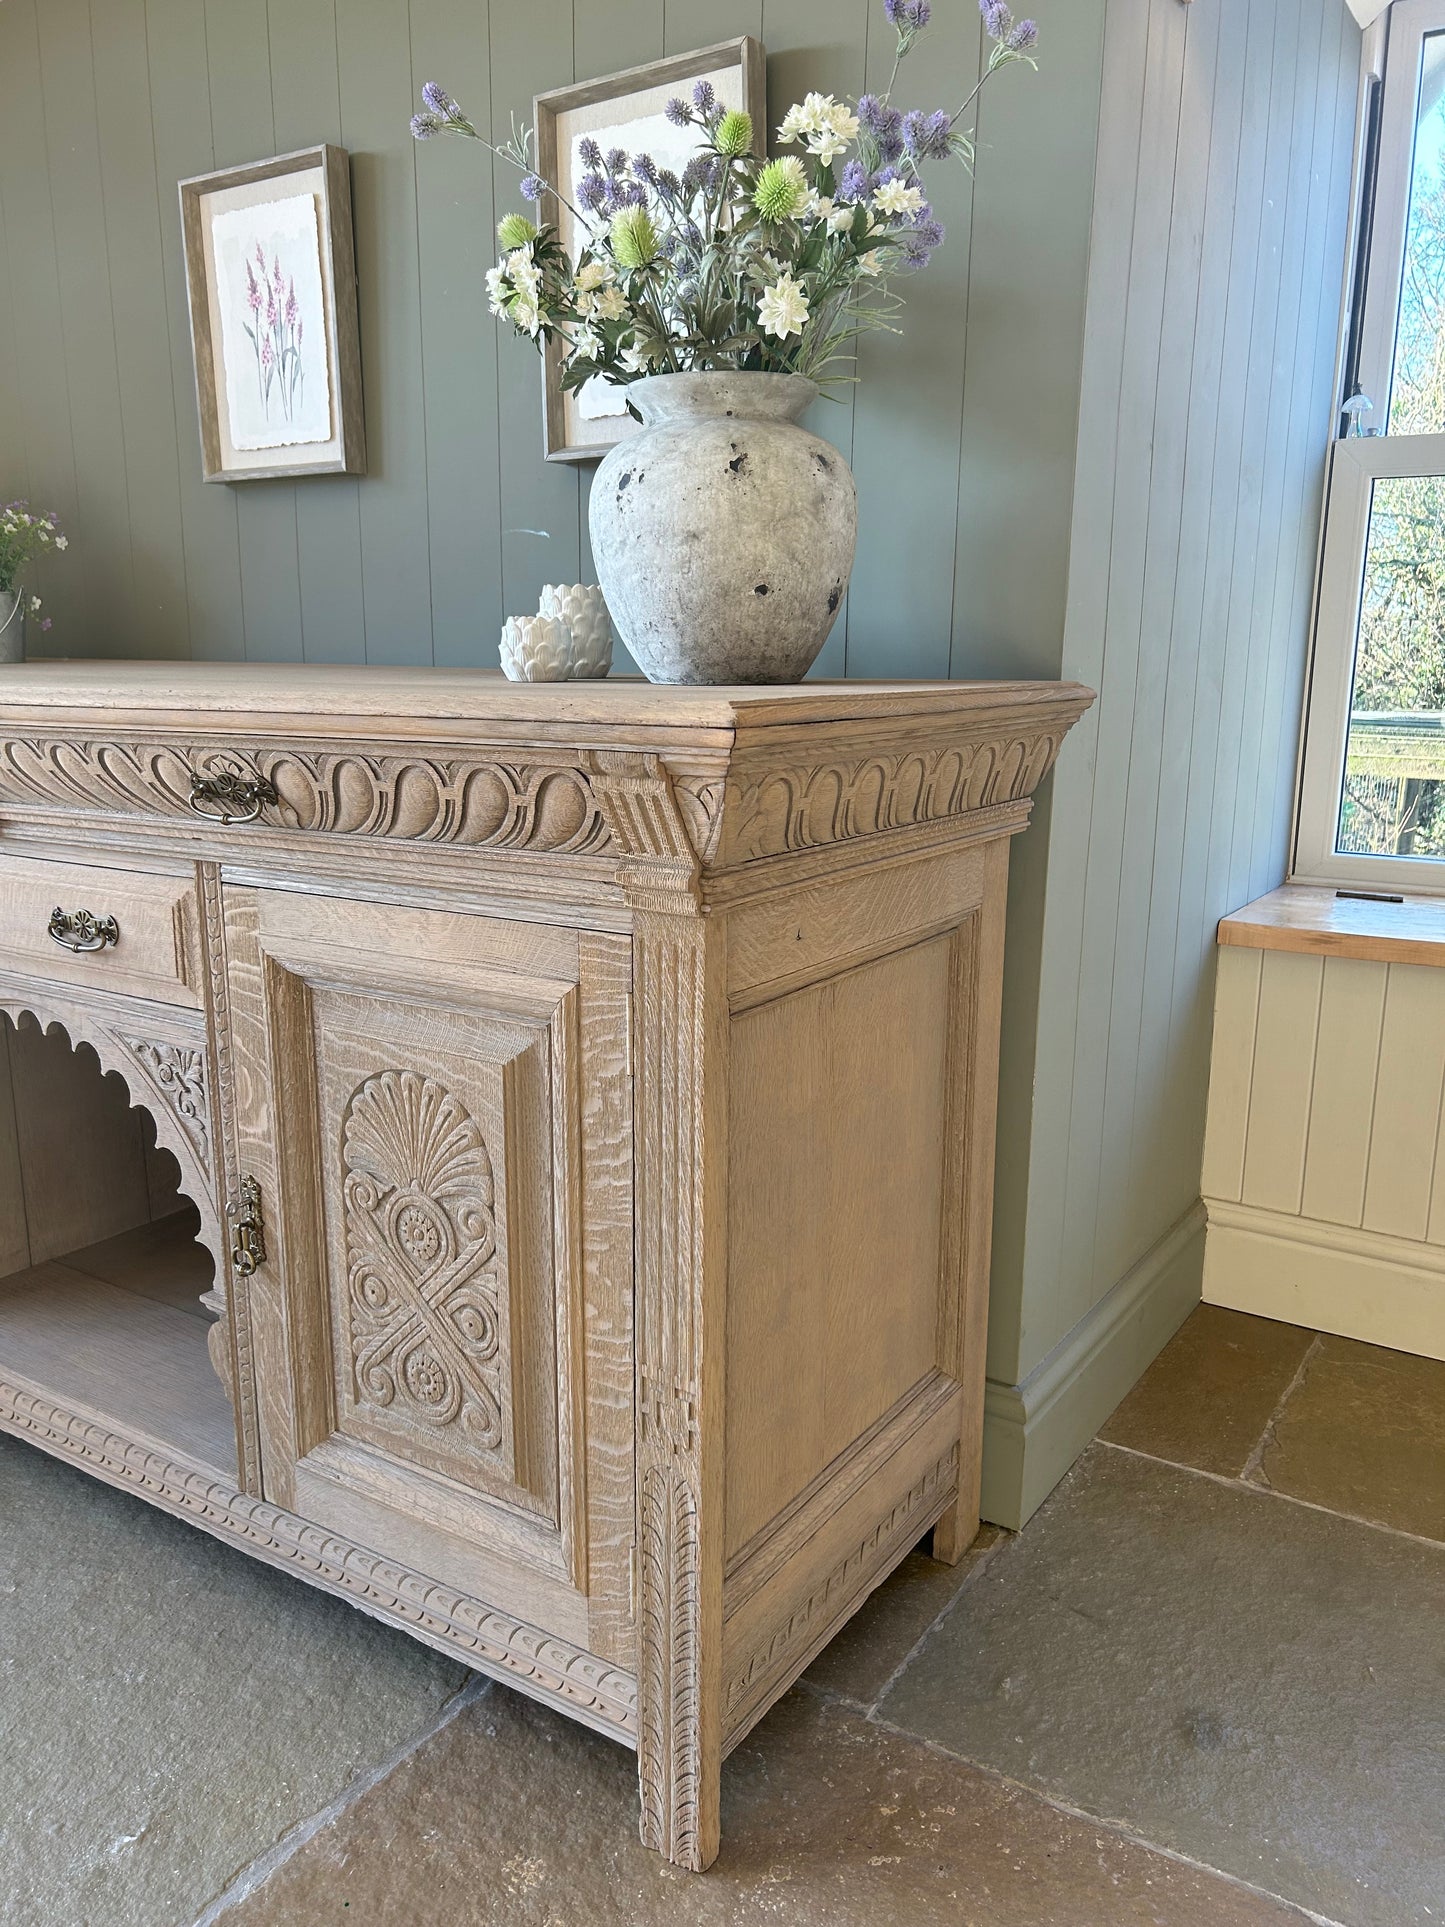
0 666 1089 1870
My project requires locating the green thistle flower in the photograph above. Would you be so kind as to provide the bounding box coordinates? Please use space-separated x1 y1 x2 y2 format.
496 213 539 250
753 156 807 223
610 205 659 270
714 109 753 158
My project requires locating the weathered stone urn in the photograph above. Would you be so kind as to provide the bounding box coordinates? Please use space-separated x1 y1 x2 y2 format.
0 587 23 665
588 372 857 685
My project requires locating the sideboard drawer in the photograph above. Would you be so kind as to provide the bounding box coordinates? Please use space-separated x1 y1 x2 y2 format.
0 854 204 1008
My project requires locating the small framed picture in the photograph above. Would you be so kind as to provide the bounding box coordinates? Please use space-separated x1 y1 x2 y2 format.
534 37 766 464
178 145 365 483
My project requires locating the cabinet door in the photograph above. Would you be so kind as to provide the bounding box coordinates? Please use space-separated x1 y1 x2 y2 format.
222 885 634 1663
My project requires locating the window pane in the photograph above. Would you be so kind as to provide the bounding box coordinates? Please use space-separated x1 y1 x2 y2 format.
1338 473 1445 857
1390 32 1445 433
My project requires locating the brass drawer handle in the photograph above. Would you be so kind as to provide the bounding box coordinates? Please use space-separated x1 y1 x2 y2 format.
187 762 279 826
48 906 120 953
230 1175 267 1277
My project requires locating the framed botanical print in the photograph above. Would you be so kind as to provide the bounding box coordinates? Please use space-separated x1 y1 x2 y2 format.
533 37 766 463
179 145 366 482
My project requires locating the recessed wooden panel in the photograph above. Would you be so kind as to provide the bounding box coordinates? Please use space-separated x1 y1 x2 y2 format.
725 935 953 1556
310 984 558 1516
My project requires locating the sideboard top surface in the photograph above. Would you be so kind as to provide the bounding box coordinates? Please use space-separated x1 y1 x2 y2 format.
1 662 1094 743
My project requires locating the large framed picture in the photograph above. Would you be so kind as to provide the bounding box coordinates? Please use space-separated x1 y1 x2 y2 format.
534 37 766 463
178 145 366 483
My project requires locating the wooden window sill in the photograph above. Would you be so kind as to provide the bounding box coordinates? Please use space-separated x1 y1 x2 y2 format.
1218 885 1445 968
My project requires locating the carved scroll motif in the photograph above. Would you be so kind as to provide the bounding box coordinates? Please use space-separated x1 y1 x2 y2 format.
119 1038 210 1168
341 1071 504 1452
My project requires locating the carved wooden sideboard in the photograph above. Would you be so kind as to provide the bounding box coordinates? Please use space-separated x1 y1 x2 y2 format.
0 665 1089 1870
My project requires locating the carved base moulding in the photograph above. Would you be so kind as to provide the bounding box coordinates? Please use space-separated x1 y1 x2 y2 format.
0 667 1091 1871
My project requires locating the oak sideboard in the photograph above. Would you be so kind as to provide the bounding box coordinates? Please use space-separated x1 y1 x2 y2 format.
0 664 1090 1870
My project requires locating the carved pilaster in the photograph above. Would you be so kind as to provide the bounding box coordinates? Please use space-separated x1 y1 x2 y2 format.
199 863 263 1493
592 752 727 1871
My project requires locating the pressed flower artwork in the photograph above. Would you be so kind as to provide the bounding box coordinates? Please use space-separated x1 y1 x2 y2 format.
211 194 332 451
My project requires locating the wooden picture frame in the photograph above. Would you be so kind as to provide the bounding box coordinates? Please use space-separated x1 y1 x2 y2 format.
179 145 365 483
533 37 767 464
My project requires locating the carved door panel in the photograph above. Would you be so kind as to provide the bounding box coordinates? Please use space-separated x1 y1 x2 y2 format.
221 885 635 1658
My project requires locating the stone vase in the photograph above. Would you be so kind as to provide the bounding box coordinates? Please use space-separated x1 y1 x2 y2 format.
588 372 857 685
0 587 23 665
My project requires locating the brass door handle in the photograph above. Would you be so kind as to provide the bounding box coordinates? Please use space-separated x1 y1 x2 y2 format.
48 906 120 953
230 1175 267 1276
187 763 279 826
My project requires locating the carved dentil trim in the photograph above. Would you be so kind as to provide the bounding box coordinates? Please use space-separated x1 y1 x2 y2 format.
723 1444 960 1735
0 1378 638 1738
341 1071 504 1453
0 738 613 857
728 733 1065 862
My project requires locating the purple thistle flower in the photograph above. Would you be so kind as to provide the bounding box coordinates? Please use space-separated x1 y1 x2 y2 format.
691 78 716 115
631 151 659 185
883 0 932 28
902 108 953 160
410 112 441 139
680 155 708 196
665 96 691 127
980 0 1013 39
1006 16 1038 50
839 158 871 201
520 172 546 201
577 136 602 167
577 171 608 212
421 81 461 120
657 168 682 200
605 147 629 175
901 215 944 265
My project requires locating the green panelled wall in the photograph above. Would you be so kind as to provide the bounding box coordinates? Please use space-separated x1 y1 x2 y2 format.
0 0 1360 1525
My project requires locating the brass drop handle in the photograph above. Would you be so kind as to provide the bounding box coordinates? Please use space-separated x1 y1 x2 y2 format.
187 762 279 826
48 906 120 953
230 1175 267 1277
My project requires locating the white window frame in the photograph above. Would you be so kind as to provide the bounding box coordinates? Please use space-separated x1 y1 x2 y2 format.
1294 0 1445 891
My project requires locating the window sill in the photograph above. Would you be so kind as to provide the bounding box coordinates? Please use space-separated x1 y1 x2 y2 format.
1218 885 1445 968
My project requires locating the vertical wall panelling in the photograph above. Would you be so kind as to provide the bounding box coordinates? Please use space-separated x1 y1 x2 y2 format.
34 0 133 654
0 0 83 642
144 0 246 661
269 0 367 665
91 0 192 659
488 0 580 629
1203 945 1445 1364
338 0 436 665
1362 964 1445 1241
203 0 304 662
1301 955 1386 1227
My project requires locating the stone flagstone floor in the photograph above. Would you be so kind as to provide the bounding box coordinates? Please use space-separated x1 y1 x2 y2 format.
3 1303 1442 1926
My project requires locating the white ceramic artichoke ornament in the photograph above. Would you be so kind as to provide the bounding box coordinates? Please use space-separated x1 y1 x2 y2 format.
539 582 613 679
500 613 572 682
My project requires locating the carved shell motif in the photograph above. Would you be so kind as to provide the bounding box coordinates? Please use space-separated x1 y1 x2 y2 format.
340 1071 504 1450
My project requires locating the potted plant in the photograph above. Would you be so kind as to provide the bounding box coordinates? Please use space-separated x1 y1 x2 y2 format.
413 0 1039 685
0 502 67 664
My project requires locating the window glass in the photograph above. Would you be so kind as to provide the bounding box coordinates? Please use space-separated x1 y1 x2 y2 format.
1390 32 1445 432
1338 472 1445 856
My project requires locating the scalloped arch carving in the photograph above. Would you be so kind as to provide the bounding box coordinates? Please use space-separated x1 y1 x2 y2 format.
0 999 222 1276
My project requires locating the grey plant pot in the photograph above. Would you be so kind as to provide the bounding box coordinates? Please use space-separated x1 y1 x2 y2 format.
588 372 857 685
0 588 23 665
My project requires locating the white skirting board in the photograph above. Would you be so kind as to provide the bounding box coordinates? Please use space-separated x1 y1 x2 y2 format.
1203 1198 1445 1362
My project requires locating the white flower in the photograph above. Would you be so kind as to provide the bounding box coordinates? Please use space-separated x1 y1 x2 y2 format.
54 535 67 551
873 178 925 218
29 595 42 612
855 249 885 276
619 340 653 374
574 260 610 293
570 325 604 360
592 285 629 321
505 247 541 295
829 203 855 233
510 286 544 335
757 271 809 341
485 264 509 316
